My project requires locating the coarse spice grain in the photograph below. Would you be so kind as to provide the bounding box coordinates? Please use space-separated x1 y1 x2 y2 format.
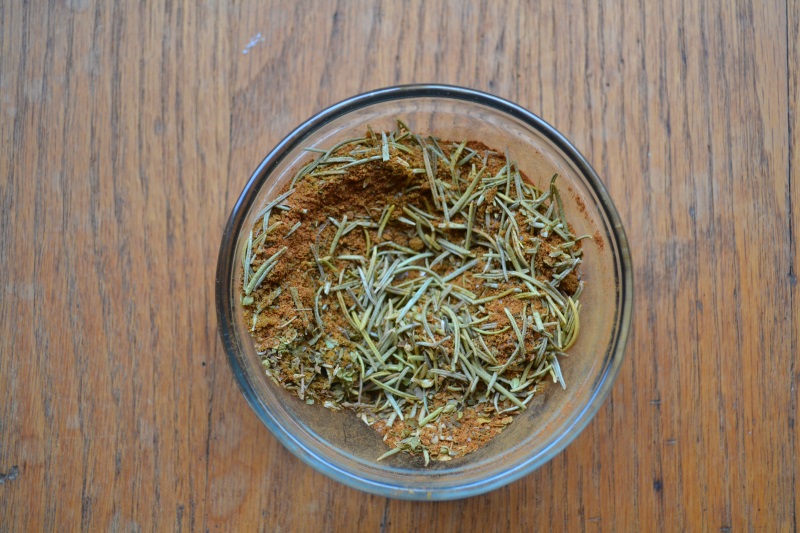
240 120 588 465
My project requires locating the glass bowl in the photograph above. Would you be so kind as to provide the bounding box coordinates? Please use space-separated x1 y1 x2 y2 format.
216 84 632 500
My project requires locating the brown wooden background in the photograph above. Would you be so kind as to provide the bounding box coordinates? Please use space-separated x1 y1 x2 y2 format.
1 0 797 531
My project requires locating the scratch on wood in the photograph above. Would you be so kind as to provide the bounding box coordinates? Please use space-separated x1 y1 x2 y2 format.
379 498 390 533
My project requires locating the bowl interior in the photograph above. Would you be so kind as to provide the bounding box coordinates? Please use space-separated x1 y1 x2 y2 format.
217 89 630 499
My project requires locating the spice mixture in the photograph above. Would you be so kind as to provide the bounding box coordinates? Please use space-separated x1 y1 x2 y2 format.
240 120 587 465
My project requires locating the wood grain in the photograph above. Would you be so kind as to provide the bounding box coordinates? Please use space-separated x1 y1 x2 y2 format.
0 0 796 530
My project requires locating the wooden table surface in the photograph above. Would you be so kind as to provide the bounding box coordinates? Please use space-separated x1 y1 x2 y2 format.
1 0 798 531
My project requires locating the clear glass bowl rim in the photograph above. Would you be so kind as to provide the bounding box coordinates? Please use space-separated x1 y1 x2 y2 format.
215 84 633 500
